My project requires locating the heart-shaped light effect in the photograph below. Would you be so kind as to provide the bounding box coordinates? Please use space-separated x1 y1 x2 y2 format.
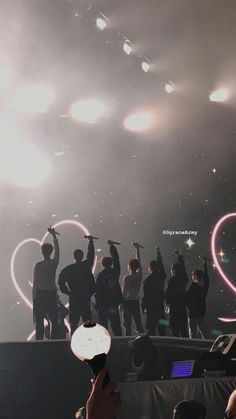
211 212 236 322
10 219 97 339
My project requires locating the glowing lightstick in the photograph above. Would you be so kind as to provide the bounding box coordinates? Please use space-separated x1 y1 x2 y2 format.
71 321 111 385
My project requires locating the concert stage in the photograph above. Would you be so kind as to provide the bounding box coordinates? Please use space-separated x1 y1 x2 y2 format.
0 337 234 418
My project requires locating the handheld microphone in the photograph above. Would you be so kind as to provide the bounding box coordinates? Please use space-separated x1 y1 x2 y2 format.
84 235 99 240
107 240 121 245
132 242 144 249
48 227 60 236
199 255 212 262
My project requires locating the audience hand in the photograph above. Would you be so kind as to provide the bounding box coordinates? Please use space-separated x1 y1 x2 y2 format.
86 368 121 419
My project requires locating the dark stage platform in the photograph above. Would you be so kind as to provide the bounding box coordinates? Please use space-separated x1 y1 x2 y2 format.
0 337 234 418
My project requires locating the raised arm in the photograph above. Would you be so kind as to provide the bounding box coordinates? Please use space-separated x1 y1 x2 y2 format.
87 272 96 298
108 242 120 276
86 238 95 270
133 243 143 276
174 249 188 283
156 247 166 279
53 236 60 267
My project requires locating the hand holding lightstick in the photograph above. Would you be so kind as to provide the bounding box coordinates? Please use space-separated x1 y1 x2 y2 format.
71 321 111 387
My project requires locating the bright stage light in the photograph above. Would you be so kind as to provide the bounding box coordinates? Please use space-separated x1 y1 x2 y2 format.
70 99 107 123
141 61 150 73
96 17 107 30
209 88 229 102
165 83 174 94
124 112 154 132
0 141 51 187
123 40 132 55
13 83 55 114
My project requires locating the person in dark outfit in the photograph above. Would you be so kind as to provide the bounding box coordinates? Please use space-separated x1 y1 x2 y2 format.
58 236 95 335
95 241 123 336
142 246 166 336
185 257 209 339
166 250 189 338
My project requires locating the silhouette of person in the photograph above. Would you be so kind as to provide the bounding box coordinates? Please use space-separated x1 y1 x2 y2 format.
173 400 206 419
95 241 123 336
185 257 209 338
166 250 189 338
122 243 144 336
142 246 166 336
58 236 95 335
33 226 59 340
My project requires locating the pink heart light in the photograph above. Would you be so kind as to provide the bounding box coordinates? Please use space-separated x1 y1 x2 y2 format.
211 212 236 322
10 219 97 339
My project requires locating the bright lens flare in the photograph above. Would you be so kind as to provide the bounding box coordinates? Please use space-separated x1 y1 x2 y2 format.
70 99 107 123
209 88 229 102
124 112 154 132
0 141 51 187
13 83 55 114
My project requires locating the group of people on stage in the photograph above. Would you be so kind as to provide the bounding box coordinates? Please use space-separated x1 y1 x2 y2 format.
32 227 209 341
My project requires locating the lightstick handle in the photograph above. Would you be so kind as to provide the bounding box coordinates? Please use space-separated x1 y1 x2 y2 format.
87 353 111 388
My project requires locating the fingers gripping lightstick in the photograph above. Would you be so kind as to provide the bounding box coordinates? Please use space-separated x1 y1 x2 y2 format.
71 321 111 387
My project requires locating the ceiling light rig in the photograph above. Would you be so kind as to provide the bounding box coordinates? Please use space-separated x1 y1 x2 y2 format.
123 39 133 55
141 59 151 73
68 2 234 107
209 89 229 102
96 17 107 30
165 80 175 94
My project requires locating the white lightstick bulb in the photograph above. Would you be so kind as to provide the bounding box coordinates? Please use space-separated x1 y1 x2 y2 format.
71 322 111 361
